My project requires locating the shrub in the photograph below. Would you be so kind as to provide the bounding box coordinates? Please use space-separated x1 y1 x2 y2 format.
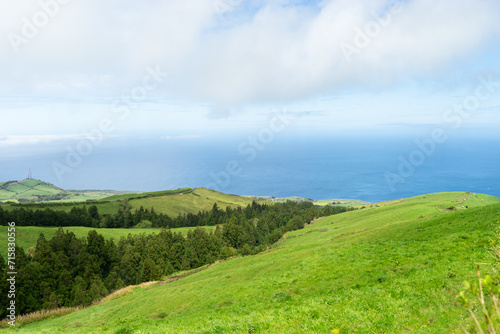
457 266 500 333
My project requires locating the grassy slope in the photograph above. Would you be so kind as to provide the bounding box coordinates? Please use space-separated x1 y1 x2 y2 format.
49 191 135 203
0 179 63 202
9 191 500 333
100 188 191 201
1 188 264 217
0 226 215 257
128 188 265 216
0 188 260 256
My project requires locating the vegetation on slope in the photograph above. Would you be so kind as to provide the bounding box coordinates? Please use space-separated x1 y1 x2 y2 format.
1 188 267 218
0 226 215 257
3 192 499 333
99 188 191 201
126 188 269 216
1 201 344 322
0 179 65 203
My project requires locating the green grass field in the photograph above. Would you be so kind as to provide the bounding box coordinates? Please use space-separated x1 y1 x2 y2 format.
5 191 500 333
0 190 15 198
0 179 63 202
4 184 30 193
128 188 266 216
49 190 136 203
21 179 42 187
2 188 266 217
100 188 191 201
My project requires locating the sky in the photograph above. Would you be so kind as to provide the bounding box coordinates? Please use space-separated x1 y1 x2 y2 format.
1 0 500 149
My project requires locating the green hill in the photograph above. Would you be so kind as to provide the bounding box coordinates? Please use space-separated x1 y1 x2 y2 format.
0 179 65 202
6 191 500 333
99 188 191 201
1 188 267 217
127 188 268 216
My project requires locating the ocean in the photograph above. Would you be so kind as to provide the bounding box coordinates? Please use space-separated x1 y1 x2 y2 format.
1 132 499 203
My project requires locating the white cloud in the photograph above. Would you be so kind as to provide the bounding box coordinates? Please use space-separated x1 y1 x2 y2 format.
0 134 98 147
188 0 500 104
161 135 204 140
0 0 499 135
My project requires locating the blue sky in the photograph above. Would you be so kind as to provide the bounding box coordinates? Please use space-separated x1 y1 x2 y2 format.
1 0 500 150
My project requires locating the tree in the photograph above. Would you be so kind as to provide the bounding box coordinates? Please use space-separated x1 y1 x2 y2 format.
88 205 100 227
119 246 142 285
0 207 6 225
0 254 5 273
104 267 125 292
139 258 162 282
87 230 106 273
71 276 87 306
88 276 108 304
219 246 234 260
222 215 243 248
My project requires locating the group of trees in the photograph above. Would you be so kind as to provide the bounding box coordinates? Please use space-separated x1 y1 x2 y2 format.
0 202 234 229
16 193 73 203
0 205 100 227
0 200 354 318
0 200 352 230
0 228 219 316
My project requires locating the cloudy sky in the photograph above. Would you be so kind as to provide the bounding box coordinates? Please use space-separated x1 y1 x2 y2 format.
1 0 500 147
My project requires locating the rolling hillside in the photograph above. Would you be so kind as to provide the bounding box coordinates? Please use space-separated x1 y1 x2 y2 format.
6 191 500 333
0 179 65 202
1 187 267 217
127 188 267 216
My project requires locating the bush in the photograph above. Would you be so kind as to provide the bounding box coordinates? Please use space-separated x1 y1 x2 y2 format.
457 266 500 333
457 225 500 333
135 220 153 228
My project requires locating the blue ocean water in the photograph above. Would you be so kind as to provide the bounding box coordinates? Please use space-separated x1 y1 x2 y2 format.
1 133 499 203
